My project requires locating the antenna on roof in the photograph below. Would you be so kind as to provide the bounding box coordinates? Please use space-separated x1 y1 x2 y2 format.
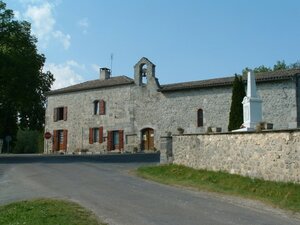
110 53 113 75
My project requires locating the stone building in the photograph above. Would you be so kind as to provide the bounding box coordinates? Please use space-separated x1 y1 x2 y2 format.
44 57 300 154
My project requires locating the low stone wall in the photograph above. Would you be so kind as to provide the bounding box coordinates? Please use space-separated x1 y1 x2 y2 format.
173 130 300 183
160 136 173 164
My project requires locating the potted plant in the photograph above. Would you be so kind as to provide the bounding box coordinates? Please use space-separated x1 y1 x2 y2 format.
177 127 184 134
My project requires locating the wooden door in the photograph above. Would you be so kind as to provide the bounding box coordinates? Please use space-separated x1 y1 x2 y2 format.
58 130 64 150
107 130 124 151
142 128 154 150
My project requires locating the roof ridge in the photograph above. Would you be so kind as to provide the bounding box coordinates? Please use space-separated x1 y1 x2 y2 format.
47 75 134 96
160 69 300 92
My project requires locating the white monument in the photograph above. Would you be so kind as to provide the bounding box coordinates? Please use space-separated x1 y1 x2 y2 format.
234 70 262 132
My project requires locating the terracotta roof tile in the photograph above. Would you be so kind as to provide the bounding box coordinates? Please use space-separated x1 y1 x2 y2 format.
47 69 300 95
159 69 300 92
47 76 134 96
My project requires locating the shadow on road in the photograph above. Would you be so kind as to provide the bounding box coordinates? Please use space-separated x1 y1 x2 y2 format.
0 153 160 164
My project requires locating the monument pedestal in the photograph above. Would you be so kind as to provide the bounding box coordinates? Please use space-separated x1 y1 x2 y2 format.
233 70 262 132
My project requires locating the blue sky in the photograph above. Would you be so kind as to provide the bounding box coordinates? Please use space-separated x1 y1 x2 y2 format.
6 0 300 89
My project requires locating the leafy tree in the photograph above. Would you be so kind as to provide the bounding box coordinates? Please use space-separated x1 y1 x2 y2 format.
243 65 271 75
288 61 300 69
243 59 300 75
253 65 272 73
0 1 54 151
228 74 246 131
273 60 287 71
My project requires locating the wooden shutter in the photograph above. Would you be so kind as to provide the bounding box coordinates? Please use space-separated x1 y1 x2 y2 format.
119 130 124 151
107 131 113 151
99 127 103 144
99 100 106 115
62 130 68 150
63 107 68 121
52 130 58 151
89 128 93 144
53 108 57 122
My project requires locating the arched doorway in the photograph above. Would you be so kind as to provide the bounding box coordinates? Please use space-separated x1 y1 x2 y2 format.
141 128 154 150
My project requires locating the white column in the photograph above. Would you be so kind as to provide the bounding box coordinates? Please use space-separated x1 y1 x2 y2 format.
233 70 262 132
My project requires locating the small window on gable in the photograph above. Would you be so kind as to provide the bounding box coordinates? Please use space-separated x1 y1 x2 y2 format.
94 100 99 115
54 107 67 122
197 108 203 127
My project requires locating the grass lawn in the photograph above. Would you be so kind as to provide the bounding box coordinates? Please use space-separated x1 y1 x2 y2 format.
136 164 300 212
0 199 107 225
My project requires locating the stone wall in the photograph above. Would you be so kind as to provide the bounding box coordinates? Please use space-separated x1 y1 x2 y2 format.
258 80 297 129
45 85 134 153
131 78 298 148
45 70 298 153
297 76 300 127
160 136 173 164
173 130 300 183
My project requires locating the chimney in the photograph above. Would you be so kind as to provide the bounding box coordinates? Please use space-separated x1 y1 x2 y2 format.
100 67 111 80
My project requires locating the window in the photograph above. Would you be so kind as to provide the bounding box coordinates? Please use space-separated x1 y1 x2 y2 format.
93 128 99 142
54 107 67 121
93 100 105 115
197 108 203 127
89 127 103 144
113 131 119 145
94 101 99 115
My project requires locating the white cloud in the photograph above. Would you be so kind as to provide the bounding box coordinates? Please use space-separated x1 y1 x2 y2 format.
78 18 89 34
44 61 84 90
78 18 89 28
20 0 44 4
24 2 55 40
52 30 71 49
14 10 21 20
66 60 86 70
21 1 71 49
91 64 100 73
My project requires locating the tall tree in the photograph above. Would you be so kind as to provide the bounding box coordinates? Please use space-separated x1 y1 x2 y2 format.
273 60 287 71
243 59 298 75
228 74 246 131
0 1 54 150
289 61 300 69
242 65 271 75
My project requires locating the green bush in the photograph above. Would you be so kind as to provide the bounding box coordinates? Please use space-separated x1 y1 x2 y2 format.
13 129 44 153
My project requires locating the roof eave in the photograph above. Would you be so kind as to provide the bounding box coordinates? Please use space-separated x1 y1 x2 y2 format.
46 81 135 96
159 74 296 92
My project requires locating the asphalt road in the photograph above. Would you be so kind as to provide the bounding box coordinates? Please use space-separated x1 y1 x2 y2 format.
0 156 299 225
